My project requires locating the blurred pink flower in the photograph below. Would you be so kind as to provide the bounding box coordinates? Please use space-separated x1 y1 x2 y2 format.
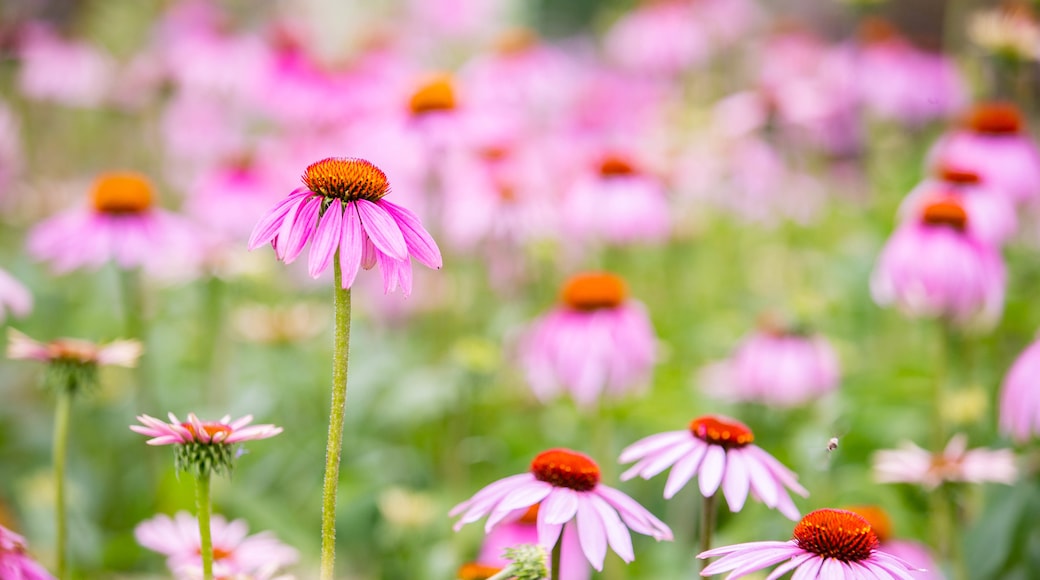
845 506 945 580
519 273 657 408
0 523 54 580
131 412 282 446
159 94 250 171
872 434 1017 490
620 415 808 520
928 102 1040 205
474 505 590 580
701 322 840 407
184 155 285 240
898 167 1018 247
135 512 297 578
0 269 32 324
450 448 672 572
7 328 141 367
1000 337 1040 442
0 98 23 199
871 195 1006 329
248 157 441 296
27 172 200 275
604 1 711 76
16 23 115 108
698 508 920 579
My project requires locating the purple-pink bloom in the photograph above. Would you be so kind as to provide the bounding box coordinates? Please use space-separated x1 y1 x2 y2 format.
131 412 282 446
519 272 657 408
620 415 808 520
898 167 1018 247
0 269 32 324
872 434 1017 489
1000 336 1040 442
450 448 672 572
7 329 142 368
845 506 944 580
698 508 921 579
0 524 54 580
473 505 590 580
248 157 441 297
16 22 115 108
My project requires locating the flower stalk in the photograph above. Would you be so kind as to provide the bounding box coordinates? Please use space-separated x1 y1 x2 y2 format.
196 471 214 580
700 493 717 575
52 388 71 579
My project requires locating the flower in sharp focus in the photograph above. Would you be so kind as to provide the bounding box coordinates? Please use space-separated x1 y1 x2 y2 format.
0 269 33 324
131 413 281 477
7 328 142 393
518 272 657 408
135 511 298 579
0 523 55 580
872 434 1018 489
248 157 442 296
450 448 672 572
619 415 808 520
1000 336 1040 442
698 508 921 579
472 505 590 580
845 505 943 580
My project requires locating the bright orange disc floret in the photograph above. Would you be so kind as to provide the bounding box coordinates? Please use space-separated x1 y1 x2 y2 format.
530 448 601 492
793 508 879 562
921 196 968 231
91 172 154 214
966 102 1024 135
561 272 628 311
689 415 755 448
409 74 456 115
302 157 390 202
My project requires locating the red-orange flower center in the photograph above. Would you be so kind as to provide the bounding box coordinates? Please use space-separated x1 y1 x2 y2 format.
302 157 389 202
457 562 505 580
196 546 233 560
531 448 601 492
793 509 879 562
966 102 1024 135
561 272 627 311
921 197 968 231
45 340 100 364
843 505 893 544
938 166 982 184
91 172 154 214
181 422 233 441
599 154 638 178
689 415 755 448
409 74 456 115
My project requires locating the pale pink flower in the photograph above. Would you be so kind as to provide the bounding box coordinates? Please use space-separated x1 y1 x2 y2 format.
698 508 921 579
0 523 54 580
473 506 590 580
0 269 32 324
7 328 141 367
604 1 711 76
872 434 1017 490
16 23 115 108
519 273 657 408
247 157 441 296
450 448 672 572
135 512 297 578
898 167 1018 247
131 413 282 446
620 415 808 520
1000 336 1040 442
27 172 200 275
184 155 285 241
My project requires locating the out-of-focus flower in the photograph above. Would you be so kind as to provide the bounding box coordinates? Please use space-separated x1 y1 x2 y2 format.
519 272 657 408
7 329 142 393
0 269 32 324
845 505 944 580
700 319 840 407
698 508 920 579
0 99 23 199
1000 336 1040 442
472 505 590 580
135 512 297 579
16 23 115 108
231 302 330 345
871 195 1006 329
928 102 1040 205
377 487 438 530
898 166 1018 247
872 434 1017 489
27 172 200 275
604 1 710 76
184 154 285 241
969 2 1040 62
131 413 281 477
450 448 672 572
620 415 808 520
0 523 54 580
248 157 441 296
456 562 503 580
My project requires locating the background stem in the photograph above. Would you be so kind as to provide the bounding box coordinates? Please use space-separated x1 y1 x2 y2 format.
196 472 214 580
53 389 71 579
700 493 717 575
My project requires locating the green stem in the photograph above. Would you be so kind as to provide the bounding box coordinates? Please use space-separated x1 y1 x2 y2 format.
196 472 214 580
53 389 71 579
486 567 518 580
320 256 352 580
700 493 717 575
551 541 561 579
199 276 227 405
932 322 949 452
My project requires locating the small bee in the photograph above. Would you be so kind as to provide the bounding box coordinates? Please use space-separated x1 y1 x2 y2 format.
826 437 840 454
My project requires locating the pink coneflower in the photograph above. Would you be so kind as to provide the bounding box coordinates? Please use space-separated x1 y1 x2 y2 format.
519 272 657 408
7 328 141 367
0 524 54 580
604 0 711 76
131 412 282 447
1000 336 1040 442
135 511 298 578
16 23 115 108
698 508 921 579
872 434 1017 489
845 505 943 580
619 415 808 520
0 269 32 324
450 448 673 571
248 157 441 296
927 102 1040 205
468 505 591 580
0 98 23 199
184 154 285 241
898 167 1018 247
27 172 199 275
871 195 1006 329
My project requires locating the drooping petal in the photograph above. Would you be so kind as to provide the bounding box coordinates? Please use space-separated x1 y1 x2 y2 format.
280 196 322 264
355 199 407 260
588 493 634 563
308 202 343 278
722 450 751 513
575 497 608 571
378 199 442 268
247 188 311 250
338 204 364 289
698 445 727 497
663 443 707 499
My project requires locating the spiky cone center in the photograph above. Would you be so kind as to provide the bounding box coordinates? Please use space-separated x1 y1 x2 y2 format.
793 509 879 562
91 172 154 214
561 272 628 311
966 102 1024 135
302 158 389 202
599 154 639 178
921 196 969 231
409 74 456 115
938 166 982 184
531 448 601 492
843 505 893 544
457 562 504 580
174 441 236 479
689 415 755 449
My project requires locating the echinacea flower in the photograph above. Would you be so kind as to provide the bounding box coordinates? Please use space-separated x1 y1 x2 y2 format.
135 511 298 578
1000 335 1040 442
519 272 657 408
698 508 921 579
0 524 55 580
898 166 1018 247
450 448 673 571
472 505 590 580
0 269 32 324
845 505 943 580
7 328 142 392
872 434 1017 489
619 415 808 520
131 412 281 477
248 157 441 296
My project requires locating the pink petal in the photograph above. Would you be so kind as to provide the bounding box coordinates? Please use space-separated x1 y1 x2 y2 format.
280 196 322 264
355 199 407 260
378 199 442 268
575 497 607 571
308 202 343 278
698 445 726 497
248 189 311 250
339 204 364 289
721 450 750 513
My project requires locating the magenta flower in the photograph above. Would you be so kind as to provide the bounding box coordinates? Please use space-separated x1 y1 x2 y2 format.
27 172 199 275
450 448 672 571
131 412 282 446
873 434 1017 489
898 167 1018 247
248 157 441 296
620 415 808 520
16 22 115 108
0 524 54 580
698 508 921 579
871 195 1006 329
0 269 32 324
519 272 657 408
1000 336 1040 442
604 1 711 76
473 505 590 580
135 511 298 578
